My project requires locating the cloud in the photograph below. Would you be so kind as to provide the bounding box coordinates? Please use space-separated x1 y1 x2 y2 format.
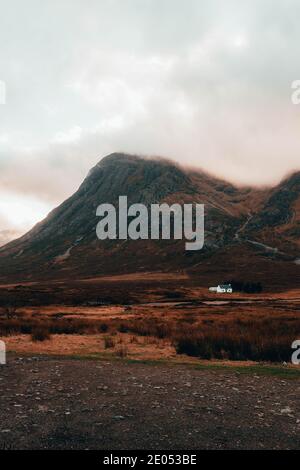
1 0 300 239
0 229 22 247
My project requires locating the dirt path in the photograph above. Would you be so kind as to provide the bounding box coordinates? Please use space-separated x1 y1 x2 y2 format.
0 355 299 450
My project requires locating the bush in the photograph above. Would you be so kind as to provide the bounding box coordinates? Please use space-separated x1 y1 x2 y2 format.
99 323 109 333
104 336 115 349
224 280 263 293
118 323 129 333
164 291 182 299
31 328 51 342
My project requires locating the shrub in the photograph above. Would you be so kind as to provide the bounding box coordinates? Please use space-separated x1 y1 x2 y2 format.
31 328 51 342
118 323 129 333
1 306 17 319
224 280 263 293
99 323 109 333
104 336 115 349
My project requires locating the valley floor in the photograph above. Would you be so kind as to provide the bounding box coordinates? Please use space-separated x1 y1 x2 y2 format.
2 292 300 362
0 354 299 450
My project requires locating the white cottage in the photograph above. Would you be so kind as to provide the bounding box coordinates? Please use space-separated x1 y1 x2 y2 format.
209 284 233 293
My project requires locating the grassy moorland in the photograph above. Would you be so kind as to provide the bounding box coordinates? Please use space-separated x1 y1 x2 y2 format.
0 275 299 364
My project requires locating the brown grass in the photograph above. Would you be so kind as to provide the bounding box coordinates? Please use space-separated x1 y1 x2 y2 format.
115 345 128 357
0 317 100 336
1 300 299 363
174 318 300 362
110 315 300 362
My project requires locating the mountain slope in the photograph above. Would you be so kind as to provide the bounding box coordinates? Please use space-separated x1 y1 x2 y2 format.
244 172 300 254
0 153 299 287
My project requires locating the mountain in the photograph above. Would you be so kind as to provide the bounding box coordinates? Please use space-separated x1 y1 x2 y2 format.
244 172 300 254
0 153 299 289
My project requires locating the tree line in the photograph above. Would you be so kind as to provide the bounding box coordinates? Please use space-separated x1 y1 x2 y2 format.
224 280 263 293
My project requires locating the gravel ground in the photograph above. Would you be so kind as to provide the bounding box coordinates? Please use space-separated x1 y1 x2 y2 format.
0 355 299 450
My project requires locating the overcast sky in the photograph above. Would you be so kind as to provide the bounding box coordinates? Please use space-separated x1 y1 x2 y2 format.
1 0 300 240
